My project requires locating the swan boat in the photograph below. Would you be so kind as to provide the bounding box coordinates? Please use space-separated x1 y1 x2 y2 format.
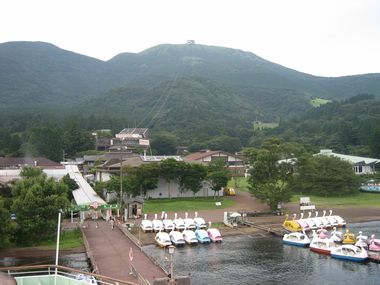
282 214 302 232
163 219 175 232
330 245 368 262
140 219 153 233
152 219 164 232
309 230 336 254
282 232 310 247
330 227 343 243
295 213 310 231
173 218 186 231
169 230 186 246
342 230 356 245
182 229 198 244
194 217 207 229
155 231 172 247
207 228 223 242
369 235 380 252
195 229 211 243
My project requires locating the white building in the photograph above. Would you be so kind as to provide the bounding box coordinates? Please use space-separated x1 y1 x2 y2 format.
315 149 380 175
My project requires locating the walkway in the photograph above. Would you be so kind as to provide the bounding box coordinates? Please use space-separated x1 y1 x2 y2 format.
82 220 166 284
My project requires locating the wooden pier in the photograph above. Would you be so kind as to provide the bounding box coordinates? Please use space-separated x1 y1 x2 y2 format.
242 221 287 237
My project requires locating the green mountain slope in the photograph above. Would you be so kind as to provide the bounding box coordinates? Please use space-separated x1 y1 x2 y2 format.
1 41 380 121
0 41 124 107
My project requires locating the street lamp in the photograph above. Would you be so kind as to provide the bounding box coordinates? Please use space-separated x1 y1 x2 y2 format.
168 245 175 284
119 152 123 218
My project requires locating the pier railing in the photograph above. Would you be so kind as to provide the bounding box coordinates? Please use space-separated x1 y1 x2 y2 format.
0 264 139 285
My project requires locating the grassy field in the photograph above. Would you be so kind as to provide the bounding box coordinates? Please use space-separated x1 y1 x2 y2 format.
291 193 380 208
310 98 332 107
253 122 279 131
228 177 249 192
144 197 235 213
35 229 83 249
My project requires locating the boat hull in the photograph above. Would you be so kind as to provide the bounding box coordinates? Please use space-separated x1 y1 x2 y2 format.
283 240 309 247
331 254 367 262
310 246 331 255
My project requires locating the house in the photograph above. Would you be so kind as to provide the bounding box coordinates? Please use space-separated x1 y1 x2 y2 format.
111 128 150 150
315 149 380 175
96 155 222 198
0 157 67 183
184 150 246 176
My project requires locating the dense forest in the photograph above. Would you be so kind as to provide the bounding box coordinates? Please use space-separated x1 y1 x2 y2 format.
1 94 380 161
253 94 380 158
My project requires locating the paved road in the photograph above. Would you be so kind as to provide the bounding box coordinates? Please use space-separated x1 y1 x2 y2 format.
82 220 166 284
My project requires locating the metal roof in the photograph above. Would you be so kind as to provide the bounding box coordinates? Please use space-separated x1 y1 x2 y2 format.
315 149 380 165
65 164 106 206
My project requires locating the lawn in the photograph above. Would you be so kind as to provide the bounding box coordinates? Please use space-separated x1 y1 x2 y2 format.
310 98 332 107
35 229 83 250
228 177 249 192
144 197 235 213
291 192 380 208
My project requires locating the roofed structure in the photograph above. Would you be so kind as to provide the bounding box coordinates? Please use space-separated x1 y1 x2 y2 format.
0 157 63 169
315 149 380 175
184 150 245 176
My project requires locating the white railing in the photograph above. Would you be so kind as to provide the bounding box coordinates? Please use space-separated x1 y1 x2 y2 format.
1 264 138 285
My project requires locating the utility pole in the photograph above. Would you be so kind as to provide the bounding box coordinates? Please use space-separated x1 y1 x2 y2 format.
120 152 123 217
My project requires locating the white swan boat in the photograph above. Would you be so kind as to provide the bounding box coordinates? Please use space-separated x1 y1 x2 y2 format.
163 218 174 232
173 218 186 231
331 245 368 262
194 217 207 229
155 231 172 247
169 230 186 246
310 230 336 254
330 227 343 243
183 229 198 244
140 219 153 233
282 231 310 247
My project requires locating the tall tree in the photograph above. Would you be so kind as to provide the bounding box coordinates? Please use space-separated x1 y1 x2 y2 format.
160 159 180 199
63 121 94 158
246 139 298 211
179 163 207 196
291 155 361 197
11 171 70 245
207 159 231 198
0 197 12 248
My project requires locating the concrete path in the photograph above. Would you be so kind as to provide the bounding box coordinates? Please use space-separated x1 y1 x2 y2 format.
82 220 166 284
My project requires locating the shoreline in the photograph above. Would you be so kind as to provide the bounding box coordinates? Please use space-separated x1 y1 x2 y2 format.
1 214 379 259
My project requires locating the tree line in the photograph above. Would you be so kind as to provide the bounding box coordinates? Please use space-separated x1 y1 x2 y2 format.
244 139 362 211
96 158 231 200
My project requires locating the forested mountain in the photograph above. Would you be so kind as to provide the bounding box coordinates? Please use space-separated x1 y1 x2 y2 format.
1 41 380 114
1 41 380 159
255 94 380 157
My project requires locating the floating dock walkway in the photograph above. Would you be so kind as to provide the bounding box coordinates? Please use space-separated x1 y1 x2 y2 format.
242 220 288 237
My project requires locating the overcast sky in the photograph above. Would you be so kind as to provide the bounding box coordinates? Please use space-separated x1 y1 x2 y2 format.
1 0 379 77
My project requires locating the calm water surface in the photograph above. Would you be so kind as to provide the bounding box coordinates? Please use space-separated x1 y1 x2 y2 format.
0 253 90 271
143 221 380 285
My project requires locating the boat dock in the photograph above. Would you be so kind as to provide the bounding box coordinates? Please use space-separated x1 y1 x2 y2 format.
242 220 287 237
82 219 167 284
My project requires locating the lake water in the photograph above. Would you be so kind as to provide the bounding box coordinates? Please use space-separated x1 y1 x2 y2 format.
2 222 379 284
0 253 90 272
143 221 380 285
